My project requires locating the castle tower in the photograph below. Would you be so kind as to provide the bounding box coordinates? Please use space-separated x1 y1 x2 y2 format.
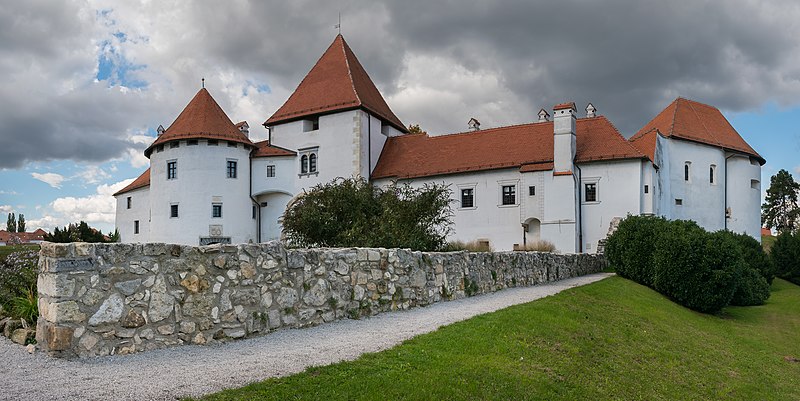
144 88 256 245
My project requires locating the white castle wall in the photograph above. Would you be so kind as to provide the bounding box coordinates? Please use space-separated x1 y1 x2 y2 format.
115 186 151 243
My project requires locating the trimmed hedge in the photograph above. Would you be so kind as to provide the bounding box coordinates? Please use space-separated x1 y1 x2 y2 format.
606 215 771 313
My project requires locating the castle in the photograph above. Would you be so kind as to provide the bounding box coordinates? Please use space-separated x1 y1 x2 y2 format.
114 35 764 252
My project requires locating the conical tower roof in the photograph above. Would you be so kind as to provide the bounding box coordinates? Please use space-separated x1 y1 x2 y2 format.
145 88 253 157
265 35 407 133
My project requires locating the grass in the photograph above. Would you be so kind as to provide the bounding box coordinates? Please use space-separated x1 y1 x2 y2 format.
442 240 493 252
193 277 800 400
0 244 39 262
763 234 776 253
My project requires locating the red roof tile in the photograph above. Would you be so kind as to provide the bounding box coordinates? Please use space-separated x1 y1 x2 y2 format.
633 97 764 164
629 129 659 164
252 140 297 158
113 168 150 196
372 116 644 180
264 35 407 133
145 89 253 157
554 102 576 111
0 230 46 243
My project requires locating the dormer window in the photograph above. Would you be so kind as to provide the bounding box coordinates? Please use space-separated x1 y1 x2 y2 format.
303 117 320 132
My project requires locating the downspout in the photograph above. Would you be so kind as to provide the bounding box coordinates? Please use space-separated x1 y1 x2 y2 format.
367 113 371 180
574 164 583 253
249 148 261 243
724 153 734 230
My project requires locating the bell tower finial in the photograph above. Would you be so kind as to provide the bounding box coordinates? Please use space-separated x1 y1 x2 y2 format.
334 13 341 35
201 77 205 89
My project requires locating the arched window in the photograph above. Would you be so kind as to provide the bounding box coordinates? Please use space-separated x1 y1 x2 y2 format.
709 165 716 184
684 162 691 182
309 153 317 173
300 154 308 174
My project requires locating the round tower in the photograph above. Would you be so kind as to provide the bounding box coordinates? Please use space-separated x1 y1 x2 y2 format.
144 88 256 245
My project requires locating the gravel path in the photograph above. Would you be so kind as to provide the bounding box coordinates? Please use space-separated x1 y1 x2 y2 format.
0 273 612 401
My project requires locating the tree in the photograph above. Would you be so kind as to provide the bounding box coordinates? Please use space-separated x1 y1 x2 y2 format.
762 169 800 234
6 212 16 232
43 221 115 243
282 177 453 251
17 214 25 233
407 124 427 135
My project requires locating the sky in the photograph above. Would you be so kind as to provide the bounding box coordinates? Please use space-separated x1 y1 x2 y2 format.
1 0 799 234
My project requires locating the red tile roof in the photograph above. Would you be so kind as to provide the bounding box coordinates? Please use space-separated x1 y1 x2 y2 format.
113 168 150 196
629 129 659 164
145 88 253 157
761 227 772 237
252 140 297 158
632 97 764 164
554 102 576 111
372 116 644 180
0 229 46 243
264 35 407 133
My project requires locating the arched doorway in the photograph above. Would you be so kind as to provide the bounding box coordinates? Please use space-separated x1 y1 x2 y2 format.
523 218 541 246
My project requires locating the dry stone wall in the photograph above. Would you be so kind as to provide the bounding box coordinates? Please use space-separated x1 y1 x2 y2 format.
35 242 605 358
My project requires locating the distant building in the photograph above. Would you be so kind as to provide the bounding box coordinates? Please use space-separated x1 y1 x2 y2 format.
0 229 47 246
114 35 764 252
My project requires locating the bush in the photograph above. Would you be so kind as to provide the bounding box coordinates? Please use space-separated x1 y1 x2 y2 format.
653 226 744 314
283 178 453 251
442 240 493 252
771 232 800 285
605 215 669 287
0 250 39 319
729 231 775 285
518 240 556 253
730 265 771 306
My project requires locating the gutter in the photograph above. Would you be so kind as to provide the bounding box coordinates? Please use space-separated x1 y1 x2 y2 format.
574 164 583 253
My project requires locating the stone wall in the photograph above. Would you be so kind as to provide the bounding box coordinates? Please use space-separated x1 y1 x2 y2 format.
35 242 605 358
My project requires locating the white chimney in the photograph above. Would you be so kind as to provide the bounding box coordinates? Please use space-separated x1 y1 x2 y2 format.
553 102 577 173
237 121 250 137
468 118 481 131
156 125 165 136
538 108 550 122
586 103 596 118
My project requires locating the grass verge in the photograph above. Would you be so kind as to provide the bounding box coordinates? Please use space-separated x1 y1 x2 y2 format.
193 276 800 401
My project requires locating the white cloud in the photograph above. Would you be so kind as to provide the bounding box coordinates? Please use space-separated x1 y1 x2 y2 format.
72 164 111 185
31 172 65 188
28 178 133 232
0 190 18 195
0 205 12 213
794 166 800 176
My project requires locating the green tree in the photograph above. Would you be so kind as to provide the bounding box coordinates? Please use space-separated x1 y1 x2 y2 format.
6 212 16 232
407 124 427 135
43 221 114 243
282 177 452 251
17 214 25 233
762 169 800 234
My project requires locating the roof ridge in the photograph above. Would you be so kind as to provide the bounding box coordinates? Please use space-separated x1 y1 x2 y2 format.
340 35 362 106
683 98 724 147
594 115 645 158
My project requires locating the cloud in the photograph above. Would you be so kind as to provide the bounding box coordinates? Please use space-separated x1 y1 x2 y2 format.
0 190 18 195
0 205 12 213
28 178 133 232
31 172 65 188
72 164 112 185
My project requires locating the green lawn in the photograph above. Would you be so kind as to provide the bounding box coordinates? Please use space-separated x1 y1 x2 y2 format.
195 277 800 401
0 244 39 262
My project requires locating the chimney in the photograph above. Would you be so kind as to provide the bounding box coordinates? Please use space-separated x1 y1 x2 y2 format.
237 121 250 137
468 118 481 131
156 125 165 136
553 102 577 173
538 108 550 122
585 103 596 118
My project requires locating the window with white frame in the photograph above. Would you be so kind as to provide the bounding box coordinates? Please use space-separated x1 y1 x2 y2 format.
212 203 222 218
167 160 177 180
501 185 516 205
266 165 275 177
582 178 600 203
299 147 319 176
226 160 238 179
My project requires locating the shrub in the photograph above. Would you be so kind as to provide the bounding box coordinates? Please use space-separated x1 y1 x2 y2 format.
728 231 775 284
730 265 771 306
604 215 669 287
518 240 556 253
282 178 453 251
12 287 38 323
442 240 493 252
0 250 38 315
653 225 744 314
771 232 800 285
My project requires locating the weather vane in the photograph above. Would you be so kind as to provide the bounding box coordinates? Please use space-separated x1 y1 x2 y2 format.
334 13 341 34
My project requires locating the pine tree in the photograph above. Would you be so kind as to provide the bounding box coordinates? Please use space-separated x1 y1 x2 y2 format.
762 169 800 234
17 214 25 233
5 213 10 232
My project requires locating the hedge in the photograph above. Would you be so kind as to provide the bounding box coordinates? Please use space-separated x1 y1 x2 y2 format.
772 232 800 285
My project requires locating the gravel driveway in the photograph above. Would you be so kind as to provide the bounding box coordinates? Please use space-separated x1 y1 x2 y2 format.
0 273 612 401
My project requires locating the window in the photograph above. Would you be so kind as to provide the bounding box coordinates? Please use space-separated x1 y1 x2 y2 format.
461 188 474 208
208 140 218 146
170 204 179 218
309 153 317 173
212 203 222 218
252 205 257 219
644 185 649 194
528 186 536 196
751 179 760 190
675 198 683 206
228 141 238 148
187 139 198 146
170 141 179 149
227 160 238 179
303 117 320 132
167 160 177 180
684 162 691 182
156 145 164 152
134 220 139 234
126 196 132 209
501 185 516 205
266 165 275 177
299 148 319 176
584 183 598 202
709 165 716 184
